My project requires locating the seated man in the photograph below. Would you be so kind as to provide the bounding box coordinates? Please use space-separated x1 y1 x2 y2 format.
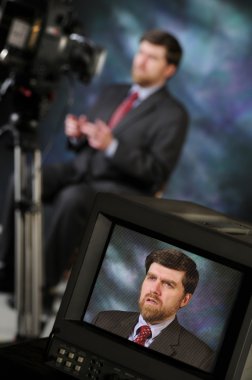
0 29 189 300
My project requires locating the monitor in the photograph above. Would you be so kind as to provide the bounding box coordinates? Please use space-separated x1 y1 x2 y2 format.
45 192 252 380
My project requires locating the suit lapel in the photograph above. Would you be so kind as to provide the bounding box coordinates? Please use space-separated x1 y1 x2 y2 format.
112 313 139 338
113 87 168 135
149 317 181 358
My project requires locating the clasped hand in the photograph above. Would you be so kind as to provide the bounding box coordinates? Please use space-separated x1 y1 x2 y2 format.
65 114 113 151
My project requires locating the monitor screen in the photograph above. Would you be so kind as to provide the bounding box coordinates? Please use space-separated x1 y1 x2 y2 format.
83 223 243 374
45 193 252 380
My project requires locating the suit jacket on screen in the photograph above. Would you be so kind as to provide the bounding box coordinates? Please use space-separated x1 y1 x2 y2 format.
92 310 215 372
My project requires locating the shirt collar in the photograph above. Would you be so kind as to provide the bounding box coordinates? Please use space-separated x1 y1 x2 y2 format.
134 314 175 340
130 83 162 102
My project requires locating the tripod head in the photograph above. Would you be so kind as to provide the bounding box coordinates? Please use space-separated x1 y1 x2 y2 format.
0 70 40 151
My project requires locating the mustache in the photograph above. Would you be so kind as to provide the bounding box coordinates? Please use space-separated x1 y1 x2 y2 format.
144 292 161 304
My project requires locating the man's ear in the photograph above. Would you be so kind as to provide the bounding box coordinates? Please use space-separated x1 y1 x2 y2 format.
165 64 177 79
180 293 192 308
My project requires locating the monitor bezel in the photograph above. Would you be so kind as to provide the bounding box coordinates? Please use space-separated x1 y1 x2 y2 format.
49 193 252 380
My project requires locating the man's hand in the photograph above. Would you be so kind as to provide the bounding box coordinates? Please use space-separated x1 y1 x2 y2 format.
64 114 87 138
81 119 114 151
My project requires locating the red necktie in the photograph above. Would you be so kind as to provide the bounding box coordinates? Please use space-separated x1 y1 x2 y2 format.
108 91 139 129
133 325 152 346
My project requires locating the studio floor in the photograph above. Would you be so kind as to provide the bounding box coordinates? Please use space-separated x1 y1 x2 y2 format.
0 292 59 343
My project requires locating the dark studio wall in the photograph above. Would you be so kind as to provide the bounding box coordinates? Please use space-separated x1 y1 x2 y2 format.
0 0 252 224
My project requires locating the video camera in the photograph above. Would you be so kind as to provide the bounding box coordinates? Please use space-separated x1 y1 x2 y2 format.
0 0 106 134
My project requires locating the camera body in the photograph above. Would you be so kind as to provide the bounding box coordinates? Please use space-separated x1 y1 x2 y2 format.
0 0 106 133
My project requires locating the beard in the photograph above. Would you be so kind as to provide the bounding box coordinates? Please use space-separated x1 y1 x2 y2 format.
139 292 173 324
131 67 154 87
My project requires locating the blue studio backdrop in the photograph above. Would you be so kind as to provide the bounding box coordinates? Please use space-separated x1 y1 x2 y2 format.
0 0 252 224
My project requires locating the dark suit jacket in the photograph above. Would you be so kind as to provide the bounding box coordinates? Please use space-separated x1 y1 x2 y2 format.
92 310 215 372
71 83 188 195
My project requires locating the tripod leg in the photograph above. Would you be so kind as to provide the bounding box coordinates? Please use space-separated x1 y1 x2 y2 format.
14 144 26 336
30 149 43 334
14 146 43 338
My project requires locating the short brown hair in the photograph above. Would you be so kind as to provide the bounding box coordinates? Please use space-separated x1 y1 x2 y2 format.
140 29 183 67
145 248 199 294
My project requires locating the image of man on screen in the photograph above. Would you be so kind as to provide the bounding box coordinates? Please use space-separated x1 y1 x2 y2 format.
92 248 215 372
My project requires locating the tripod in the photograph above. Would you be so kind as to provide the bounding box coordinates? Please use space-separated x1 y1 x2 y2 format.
1 114 43 338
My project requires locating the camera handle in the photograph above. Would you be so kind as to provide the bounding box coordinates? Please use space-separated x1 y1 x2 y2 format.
1 113 43 338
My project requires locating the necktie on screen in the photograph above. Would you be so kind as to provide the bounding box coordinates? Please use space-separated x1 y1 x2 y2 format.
133 325 152 346
108 91 139 129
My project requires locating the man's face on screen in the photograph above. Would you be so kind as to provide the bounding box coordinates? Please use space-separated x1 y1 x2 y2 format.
139 263 192 324
131 40 175 87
